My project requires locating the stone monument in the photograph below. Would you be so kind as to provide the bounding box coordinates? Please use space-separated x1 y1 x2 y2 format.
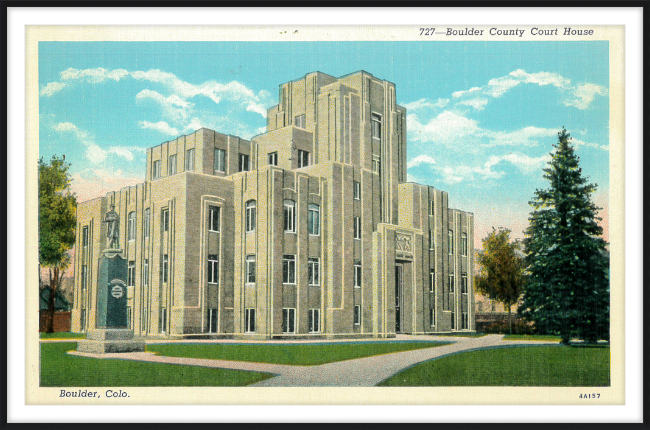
77 206 145 354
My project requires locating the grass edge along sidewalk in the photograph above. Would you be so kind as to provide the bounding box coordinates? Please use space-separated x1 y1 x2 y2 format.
145 340 450 366
40 342 274 387
378 344 610 386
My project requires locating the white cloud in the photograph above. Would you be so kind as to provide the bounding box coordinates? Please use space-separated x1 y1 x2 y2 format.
572 138 609 151
452 87 482 98
401 98 449 111
184 117 206 133
42 67 275 121
40 81 67 97
432 152 551 185
52 122 89 140
564 83 608 110
408 111 480 145
485 76 521 98
501 153 552 174
407 154 436 169
484 126 557 147
139 120 180 136
60 67 129 83
136 89 192 122
457 98 489 111
53 122 145 164
509 69 571 89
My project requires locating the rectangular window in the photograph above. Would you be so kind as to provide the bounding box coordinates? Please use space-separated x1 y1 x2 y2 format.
372 158 380 173
185 148 195 171
162 254 169 283
127 261 135 287
429 230 434 250
126 306 132 329
429 269 435 293
208 308 218 333
461 274 468 294
82 226 89 248
143 208 151 238
246 255 256 284
297 149 309 168
142 307 148 332
295 114 306 129
308 309 320 333
308 257 320 286
160 308 167 333
283 255 296 284
282 308 296 333
268 152 278 166
81 264 88 290
284 200 296 233
451 312 456 330
462 312 468 330
308 204 320 235
429 201 435 216
207 254 219 284
448 230 454 255
244 308 256 333
430 307 435 326
127 211 136 241
80 309 86 331
449 274 454 293
353 181 361 200
209 206 220 232
371 113 381 139
461 233 468 256
161 208 169 232
246 201 256 233
354 261 362 288
354 305 361 325
214 148 226 173
168 154 177 175
143 259 149 286
354 216 361 240
152 160 161 179
239 153 250 172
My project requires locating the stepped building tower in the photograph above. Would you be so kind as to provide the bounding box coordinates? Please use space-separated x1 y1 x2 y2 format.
72 71 475 339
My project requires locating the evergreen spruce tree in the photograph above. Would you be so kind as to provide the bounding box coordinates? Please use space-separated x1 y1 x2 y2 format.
520 128 609 344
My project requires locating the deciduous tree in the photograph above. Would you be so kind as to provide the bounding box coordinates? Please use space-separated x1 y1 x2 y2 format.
39 155 77 333
475 228 525 334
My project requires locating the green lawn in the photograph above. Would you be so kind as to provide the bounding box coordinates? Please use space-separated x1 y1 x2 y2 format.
40 343 274 387
378 345 610 386
40 332 87 339
146 341 449 366
502 334 562 342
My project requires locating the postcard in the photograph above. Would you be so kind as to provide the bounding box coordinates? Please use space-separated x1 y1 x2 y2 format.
20 14 630 416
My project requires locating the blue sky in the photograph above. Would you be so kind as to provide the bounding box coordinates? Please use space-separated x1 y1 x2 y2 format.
39 41 610 246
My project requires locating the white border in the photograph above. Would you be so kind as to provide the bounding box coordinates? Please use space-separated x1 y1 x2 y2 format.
8 6 643 424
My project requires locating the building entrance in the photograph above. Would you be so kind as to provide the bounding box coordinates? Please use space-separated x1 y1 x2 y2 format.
395 264 403 333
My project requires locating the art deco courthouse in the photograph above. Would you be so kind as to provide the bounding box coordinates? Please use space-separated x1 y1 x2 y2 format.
72 71 475 338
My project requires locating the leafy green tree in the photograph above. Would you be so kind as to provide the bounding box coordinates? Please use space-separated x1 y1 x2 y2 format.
475 228 526 334
520 128 609 344
39 156 77 333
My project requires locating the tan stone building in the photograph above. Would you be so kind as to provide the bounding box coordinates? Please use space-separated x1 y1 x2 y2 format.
72 71 475 339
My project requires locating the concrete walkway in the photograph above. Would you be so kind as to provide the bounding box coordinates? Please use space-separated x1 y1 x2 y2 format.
67 334 559 387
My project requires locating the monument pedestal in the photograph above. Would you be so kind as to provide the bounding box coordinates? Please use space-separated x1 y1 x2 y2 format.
77 329 145 354
77 248 144 354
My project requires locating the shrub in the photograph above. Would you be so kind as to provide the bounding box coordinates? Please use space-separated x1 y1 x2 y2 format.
483 319 536 335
